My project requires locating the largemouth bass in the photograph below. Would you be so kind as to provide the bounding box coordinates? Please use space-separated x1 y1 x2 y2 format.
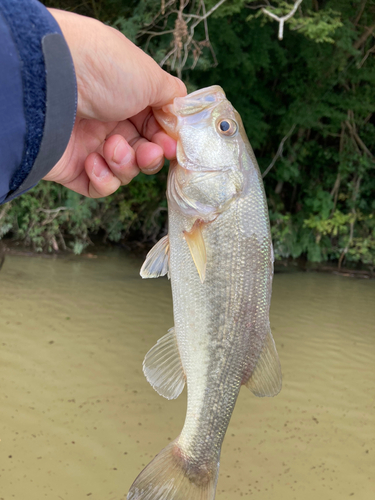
128 86 282 500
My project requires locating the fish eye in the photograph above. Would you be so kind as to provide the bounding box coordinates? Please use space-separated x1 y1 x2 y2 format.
218 119 237 136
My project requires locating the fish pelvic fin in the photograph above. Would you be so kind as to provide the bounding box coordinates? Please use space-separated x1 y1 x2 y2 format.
127 440 219 500
140 235 170 279
183 219 207 283
143 328 185 400
245 329 282 397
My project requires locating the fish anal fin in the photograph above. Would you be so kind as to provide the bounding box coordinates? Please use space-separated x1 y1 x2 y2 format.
140 235 169 279
143 327 185 400
183 220 207 283
244 330 282 397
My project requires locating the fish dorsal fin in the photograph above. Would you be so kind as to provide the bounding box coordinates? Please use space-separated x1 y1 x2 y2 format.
245 330 282 397
183 220 206 283
143 327 185 400
140 235 169 279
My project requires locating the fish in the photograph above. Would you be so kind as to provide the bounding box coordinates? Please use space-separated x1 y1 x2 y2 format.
127 85 282 500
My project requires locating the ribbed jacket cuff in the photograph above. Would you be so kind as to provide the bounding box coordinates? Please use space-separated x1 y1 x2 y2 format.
1 0 76 203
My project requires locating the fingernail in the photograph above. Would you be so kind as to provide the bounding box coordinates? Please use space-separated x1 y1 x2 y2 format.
146 158 164 173
113 140 130 165
92 157 109 178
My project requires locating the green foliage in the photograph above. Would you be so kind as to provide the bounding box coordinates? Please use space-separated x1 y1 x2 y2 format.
288 8 343 43
3 0 375 270
248 1 343 43
1 171 168 253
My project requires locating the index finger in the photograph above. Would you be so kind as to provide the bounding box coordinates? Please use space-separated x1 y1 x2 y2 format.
130 108 177 159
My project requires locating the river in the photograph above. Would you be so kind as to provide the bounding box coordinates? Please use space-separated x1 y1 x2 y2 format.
0 251 374 499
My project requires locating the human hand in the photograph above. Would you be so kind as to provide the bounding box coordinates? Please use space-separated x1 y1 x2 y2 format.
44 9 186 198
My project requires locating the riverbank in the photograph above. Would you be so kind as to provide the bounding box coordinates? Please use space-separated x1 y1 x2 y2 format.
275 258 375 280
1 239 373 280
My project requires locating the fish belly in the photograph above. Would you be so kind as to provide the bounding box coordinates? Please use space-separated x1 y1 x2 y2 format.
168 195 272 469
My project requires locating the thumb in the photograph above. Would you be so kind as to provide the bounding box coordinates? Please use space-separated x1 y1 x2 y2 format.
149 67 187 108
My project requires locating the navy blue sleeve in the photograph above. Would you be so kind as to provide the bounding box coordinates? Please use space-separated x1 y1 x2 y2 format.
0 0 77 204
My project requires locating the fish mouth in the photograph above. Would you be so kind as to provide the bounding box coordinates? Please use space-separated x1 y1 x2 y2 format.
172 85 226 116
154 85 227 137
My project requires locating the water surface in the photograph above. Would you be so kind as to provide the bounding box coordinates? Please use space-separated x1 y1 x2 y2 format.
0 252 374 499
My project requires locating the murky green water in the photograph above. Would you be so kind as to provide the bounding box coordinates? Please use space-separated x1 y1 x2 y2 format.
0 252 374 500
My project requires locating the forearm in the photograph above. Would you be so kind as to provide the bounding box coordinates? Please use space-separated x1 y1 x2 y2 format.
0 0 76 204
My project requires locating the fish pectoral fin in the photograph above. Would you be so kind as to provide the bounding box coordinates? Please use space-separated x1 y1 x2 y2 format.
245 330 282 397
183 220 207 284
143 327 186 400
140 235 170 279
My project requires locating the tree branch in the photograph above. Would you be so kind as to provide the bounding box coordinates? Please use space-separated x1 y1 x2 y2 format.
338 176 361 270
36 206 70 214
345 120 374 159
358 44 375 68
246 2 271 10
140 1 227 77
262 124 296 178
262 0 303 40
187 0 227 22
353 23 375 50
354 0 368 26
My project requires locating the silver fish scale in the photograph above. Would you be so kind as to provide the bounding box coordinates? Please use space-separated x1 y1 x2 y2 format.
168 161 272 471
129 86 279 500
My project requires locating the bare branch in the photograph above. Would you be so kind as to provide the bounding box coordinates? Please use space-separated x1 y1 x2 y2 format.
330 173 341 214
36 207 70 214
160 46 178 67
358 44 375 68
262 124 296 178
58 230 67 251
354 0 368 27
262 0 304 40
364 112 373 125
192 0 227 21
143 0 176 29
202 0 218 66
345 120 374 158
35 206 71 227
144 30 175 52
353 23 375 50
141 29 175 36
246 2 271 10
180 0 226 71
144 0 227 76
338 176 362 270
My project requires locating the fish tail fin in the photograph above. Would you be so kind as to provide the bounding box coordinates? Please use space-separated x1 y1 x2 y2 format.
127 440 219 500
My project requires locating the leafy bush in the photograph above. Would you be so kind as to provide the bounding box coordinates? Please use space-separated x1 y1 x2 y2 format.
1 1 374 270
1 170 168 253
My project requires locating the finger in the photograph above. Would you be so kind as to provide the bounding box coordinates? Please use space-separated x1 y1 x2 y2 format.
130 107 160 139
108 120 166 174
152 130 177 160
85 152 121 198
102 134 140 185
130 108 177 159
148 67 187 108
134 141 164 174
